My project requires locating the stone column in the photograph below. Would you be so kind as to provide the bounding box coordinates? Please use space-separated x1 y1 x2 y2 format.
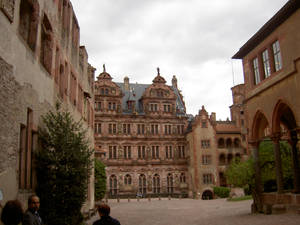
291 130 300 193
249 140 263 212
271 133 284 193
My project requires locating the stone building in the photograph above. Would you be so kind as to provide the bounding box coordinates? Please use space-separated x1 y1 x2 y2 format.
94 68 189 198
186 84 247 199
94 65 248 199
0 0 95 212
232 0 300 213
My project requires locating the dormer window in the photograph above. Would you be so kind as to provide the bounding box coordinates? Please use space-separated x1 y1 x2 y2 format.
127 101 133 110
108 102 116 111
163 104 171 112
149 103 158 112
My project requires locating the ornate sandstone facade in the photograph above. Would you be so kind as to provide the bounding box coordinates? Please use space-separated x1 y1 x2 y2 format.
94 68 189 198
94 66 247 199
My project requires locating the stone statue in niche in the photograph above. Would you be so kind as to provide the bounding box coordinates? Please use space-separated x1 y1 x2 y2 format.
118 146 123 159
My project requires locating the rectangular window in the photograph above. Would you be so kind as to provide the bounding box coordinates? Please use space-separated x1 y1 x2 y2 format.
163 104 171 112
201 121 207 128
262 49 271 78
253 57 260 85
165 146 173 159
272 40 282 71
203 174 213 184
164 125 172 135
151 124 159 135
152 146 159 159
202 155 212 165
149 103 158 112
123 124 131 134
178 146 185 158
95 102 102 111
137 124 145 134
138 146 146 159
108 123 117 134
109 146 117 159
94 123 101 134
123 146 131 159
201 140 210 149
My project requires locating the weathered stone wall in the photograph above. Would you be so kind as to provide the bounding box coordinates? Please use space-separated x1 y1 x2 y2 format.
0 0 95 212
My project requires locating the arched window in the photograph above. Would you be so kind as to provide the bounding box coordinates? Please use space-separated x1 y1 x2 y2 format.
234 138 240 148
235 153 241 160
124 174 132 185
226 138 232 148
228 154 233 164
218 138 225 148
109 175 118 196
139 174 147 194
219 154 226 165
219 172 227 187
180 173 186 183
167 173 174 194
153 174 160 194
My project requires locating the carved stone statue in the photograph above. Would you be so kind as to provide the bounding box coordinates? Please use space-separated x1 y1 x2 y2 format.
118 147 123 159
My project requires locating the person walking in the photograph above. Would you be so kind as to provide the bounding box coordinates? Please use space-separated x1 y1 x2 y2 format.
1 200 24 225
93 203 121 225
23 195 43 225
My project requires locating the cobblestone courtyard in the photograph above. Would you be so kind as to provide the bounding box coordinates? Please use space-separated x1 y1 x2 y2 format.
88 198 300 225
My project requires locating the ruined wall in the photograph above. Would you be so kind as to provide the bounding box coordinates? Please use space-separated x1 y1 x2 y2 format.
0 0 95 211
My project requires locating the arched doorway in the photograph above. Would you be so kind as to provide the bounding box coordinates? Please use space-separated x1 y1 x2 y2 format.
202 190 213 200
272 101 300 193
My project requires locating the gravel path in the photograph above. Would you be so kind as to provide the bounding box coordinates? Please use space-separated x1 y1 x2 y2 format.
87 198 300 225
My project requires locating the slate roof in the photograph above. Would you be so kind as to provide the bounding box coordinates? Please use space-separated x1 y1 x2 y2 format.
116 82 186 116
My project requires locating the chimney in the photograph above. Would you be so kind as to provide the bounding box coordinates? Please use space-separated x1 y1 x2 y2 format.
210 112 216 122
124 76 129 91
172 75 177 88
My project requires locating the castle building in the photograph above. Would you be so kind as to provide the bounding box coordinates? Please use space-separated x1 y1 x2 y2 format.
0 0 95 212
94 68 189 197
233 0 300 212
186 84 246 199
94 66 247 199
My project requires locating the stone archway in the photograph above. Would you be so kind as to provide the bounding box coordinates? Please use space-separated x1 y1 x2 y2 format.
272 101 300 193
202 190 213 200
250 111 270 212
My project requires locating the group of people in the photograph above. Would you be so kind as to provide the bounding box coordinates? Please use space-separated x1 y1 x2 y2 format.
1 194 120 225
1 194 43 225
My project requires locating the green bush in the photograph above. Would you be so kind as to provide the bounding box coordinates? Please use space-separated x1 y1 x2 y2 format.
35 104 93 225
213 186 230 198
95 158 107 200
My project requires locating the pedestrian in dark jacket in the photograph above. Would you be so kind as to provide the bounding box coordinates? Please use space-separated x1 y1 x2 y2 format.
93 203 121 225
23 195 43 225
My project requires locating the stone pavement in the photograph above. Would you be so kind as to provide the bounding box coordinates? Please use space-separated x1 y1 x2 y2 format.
87 198 300 225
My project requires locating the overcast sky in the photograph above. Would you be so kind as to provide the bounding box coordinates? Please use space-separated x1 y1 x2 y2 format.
71 0 288 120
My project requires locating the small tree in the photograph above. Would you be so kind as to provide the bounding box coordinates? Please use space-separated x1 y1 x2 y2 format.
225 140 293 212
94 158 107 201
35 104 93 225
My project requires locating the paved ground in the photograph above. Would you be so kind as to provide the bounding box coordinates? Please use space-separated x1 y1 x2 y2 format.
87 198 300 225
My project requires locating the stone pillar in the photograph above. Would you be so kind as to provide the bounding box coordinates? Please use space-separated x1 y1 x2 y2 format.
271 133 284 193
291 130 300 193
249 140 263 212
